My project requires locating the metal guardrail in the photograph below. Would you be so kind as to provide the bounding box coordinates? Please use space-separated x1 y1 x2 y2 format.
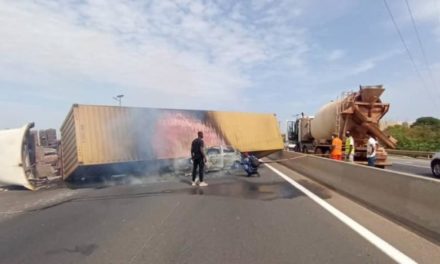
386 149 435 159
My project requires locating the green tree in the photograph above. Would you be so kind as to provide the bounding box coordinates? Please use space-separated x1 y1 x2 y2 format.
385 117 440 151
411 116 440 128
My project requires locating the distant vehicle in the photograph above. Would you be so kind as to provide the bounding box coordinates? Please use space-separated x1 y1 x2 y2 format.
431 152 440 178
285 142 296 151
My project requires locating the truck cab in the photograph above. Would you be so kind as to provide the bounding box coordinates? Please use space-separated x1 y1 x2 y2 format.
285 120 298 151
286 117 315 153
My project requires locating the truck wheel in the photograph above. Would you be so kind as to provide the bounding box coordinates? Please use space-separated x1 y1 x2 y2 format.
302 146 308 153
432 160 440 178
314 148 322 155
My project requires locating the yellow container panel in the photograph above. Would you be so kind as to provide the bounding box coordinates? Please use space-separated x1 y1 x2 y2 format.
208 112 283 152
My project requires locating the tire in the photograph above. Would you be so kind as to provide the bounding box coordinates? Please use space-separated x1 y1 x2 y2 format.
302 146 308 153
432 160 440 178
314 148 323 155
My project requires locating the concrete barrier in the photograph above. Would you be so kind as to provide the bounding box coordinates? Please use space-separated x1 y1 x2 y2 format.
268 151 440 241
387 149 435 159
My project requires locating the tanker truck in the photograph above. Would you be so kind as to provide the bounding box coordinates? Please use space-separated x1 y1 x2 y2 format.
286 85 397 167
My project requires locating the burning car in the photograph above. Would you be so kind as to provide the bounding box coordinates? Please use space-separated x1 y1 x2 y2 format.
172 145 241 175
205 145 241 172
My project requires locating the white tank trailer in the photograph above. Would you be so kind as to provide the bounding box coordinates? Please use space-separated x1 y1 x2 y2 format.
288 85 397 167
0 123 36 190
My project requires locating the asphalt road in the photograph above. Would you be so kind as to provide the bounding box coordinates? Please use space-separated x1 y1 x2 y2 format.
0 167 397 264
387 156 434 178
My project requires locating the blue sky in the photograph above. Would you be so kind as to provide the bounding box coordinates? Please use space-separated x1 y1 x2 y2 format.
1 0 440 130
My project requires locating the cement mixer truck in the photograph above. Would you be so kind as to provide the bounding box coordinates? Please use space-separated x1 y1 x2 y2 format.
286 85 397 167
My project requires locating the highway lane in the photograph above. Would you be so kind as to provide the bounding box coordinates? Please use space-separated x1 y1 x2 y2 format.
387 156 434 178
0 167 396 264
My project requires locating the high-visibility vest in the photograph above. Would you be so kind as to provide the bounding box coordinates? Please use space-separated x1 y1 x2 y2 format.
345 136 355 155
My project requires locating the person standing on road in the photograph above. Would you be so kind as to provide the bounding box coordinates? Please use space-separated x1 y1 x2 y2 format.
191 131 208 187
367 133 377 167
331 133 342 160
345 131 355 162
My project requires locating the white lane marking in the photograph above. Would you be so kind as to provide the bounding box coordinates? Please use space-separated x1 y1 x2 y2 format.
265 163 417 264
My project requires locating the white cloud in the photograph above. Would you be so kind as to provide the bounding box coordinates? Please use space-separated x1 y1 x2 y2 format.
250 0 274 11
0 0 308 105
351 61 375 75
404 0 439 23
327 49 345 61
350 49 403 75
0 1 244 99
412 0 440 41
297 49 404 86
392 0 440 41
384 63 440 119
0 0 313 128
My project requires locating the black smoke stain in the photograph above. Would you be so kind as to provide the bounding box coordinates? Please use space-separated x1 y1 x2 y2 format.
186 179 303 201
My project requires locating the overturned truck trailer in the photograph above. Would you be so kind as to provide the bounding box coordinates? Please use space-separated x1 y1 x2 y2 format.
61 105 283 181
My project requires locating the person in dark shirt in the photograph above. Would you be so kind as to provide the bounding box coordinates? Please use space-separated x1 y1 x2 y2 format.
191 131 208 186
